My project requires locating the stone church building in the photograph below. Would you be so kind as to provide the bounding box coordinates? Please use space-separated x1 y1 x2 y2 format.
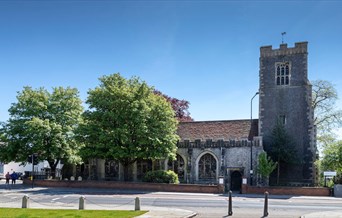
72 42 316 190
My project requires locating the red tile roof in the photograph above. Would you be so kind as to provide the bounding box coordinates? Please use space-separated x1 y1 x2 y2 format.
177 119 259 141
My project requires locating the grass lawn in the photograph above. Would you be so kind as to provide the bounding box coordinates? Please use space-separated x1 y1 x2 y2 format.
0 208 147 218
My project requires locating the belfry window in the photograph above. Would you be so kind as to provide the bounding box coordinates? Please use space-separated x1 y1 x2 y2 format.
275 62 290 86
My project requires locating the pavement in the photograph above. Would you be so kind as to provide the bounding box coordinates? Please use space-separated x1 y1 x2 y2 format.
136 207 196 218
0 180 197 218
1 180 342 218
300 211 342 218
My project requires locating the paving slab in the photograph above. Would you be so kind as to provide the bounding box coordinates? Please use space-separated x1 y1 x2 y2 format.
301 210 342 218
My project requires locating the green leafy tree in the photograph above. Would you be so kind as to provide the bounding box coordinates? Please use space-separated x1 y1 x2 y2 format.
269 120 298 185
321 140 342 173
257 152 277 186
0 87 84 177
80 73 179 181
320 140 342 185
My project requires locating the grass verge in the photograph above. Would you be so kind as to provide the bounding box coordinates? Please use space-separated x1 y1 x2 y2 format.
0 208 147 218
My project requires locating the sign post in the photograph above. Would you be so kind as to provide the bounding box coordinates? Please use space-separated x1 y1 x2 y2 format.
323 171 336 187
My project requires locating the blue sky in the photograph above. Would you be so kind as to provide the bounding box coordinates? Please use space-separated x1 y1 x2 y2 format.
1 1 342 126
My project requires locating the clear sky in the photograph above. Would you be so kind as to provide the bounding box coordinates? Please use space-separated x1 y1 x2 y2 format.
1 1 342 126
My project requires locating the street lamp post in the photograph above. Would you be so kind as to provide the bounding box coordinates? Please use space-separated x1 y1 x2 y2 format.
250 92 259 186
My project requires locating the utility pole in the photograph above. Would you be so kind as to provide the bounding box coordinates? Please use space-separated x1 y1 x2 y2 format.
250 92 259 186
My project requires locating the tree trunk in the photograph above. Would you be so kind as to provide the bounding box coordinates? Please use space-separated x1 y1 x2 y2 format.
264 176 270 187
50 165 56 179
122 159 135 181
123 164 130 181
48 159 59 179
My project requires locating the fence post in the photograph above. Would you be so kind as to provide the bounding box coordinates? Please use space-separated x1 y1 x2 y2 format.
263 191 269 217
22 195 30 208
135 197 140 211
228 190 233 216
79 196 86 210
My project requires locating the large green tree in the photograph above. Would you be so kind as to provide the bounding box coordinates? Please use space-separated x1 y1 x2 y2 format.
0 87 84 177
80 73 179 181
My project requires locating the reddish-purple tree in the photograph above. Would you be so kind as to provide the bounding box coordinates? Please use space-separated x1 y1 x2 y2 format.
154 90 193 122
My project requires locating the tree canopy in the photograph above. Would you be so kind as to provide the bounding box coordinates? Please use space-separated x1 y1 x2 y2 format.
0 86 84 176
79 73 179 180
257 152 277 186
312 80 342 138
154 90 193 122
320 140 342 173
311 80 342 183
257 152 277 177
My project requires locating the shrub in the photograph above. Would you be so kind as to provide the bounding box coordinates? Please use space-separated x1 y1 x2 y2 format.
142 170 179 184
334 173 342 184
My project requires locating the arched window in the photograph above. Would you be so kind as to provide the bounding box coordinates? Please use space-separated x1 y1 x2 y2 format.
275 62 290 86
168 154 185 182
105 160 119 180
198 153 217 181
137 159 152 180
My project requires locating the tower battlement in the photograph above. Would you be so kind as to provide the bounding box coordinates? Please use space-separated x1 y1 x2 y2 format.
260 42 308 57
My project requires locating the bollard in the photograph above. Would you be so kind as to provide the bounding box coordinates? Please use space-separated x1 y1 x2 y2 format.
135 197 141 211
263 191 269 217
22 195 30 208
228 190 233 216
79 196 86 210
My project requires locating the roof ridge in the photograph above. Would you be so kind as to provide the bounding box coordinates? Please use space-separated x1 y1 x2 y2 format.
180 119 259 124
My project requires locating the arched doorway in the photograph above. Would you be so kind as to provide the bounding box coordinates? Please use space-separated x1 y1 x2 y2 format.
231 171 242 191
198 153 217 183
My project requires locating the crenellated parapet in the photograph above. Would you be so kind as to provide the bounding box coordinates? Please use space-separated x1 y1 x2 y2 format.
177 137 262 149
260 42 308 58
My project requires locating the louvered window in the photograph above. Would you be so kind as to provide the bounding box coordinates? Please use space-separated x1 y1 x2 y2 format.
275 62 290 86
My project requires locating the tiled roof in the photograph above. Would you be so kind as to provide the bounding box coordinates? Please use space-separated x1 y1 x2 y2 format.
177 119 259 141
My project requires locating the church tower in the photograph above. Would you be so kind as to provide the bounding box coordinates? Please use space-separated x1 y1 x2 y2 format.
259 42 316 185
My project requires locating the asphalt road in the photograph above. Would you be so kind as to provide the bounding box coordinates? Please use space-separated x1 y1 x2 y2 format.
1 180 342 218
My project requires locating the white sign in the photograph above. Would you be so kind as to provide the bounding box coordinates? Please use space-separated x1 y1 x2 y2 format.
242 178 247 184
324 171 336 177
219 178 224 184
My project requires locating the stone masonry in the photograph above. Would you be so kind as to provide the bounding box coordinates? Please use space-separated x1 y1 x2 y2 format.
259 42 316 185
